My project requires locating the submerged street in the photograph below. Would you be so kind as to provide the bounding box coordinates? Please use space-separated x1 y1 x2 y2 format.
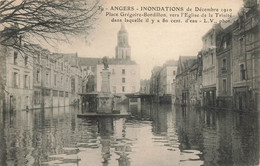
0 104 259 166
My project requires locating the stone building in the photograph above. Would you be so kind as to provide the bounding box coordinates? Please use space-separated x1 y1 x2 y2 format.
33 46 52 109
148 60 177 104
0 45 34 110
140 79 150 94
33 48 82 109
0 42 84 111
231 4 260 110
160 60 177 95
175 56 198 106
201 24 223 107
96 60 140 94
174 1 260 110
159 60 177 103
216 25 233 109
150 66 162 97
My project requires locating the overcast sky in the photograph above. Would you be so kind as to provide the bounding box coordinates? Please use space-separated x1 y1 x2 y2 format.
52 0 243 79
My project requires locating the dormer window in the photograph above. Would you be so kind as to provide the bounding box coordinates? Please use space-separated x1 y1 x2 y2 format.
223 41 227 49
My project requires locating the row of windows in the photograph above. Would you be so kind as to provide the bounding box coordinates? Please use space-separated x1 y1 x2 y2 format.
13 51 29 66
35 70 70 87
112 69 126 75
13 72 30 89
112 86 136 93
221 62 246 81
34 90 69 101
14 52 73 75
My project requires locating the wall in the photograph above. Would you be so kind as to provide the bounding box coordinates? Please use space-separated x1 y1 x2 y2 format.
5 47 34 110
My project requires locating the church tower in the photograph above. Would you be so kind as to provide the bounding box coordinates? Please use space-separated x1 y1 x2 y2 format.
115 23 131 60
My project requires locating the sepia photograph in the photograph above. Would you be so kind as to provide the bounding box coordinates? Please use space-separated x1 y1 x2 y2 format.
0 0 259 165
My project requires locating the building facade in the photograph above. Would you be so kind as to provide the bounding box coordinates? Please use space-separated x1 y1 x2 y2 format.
175 56 199 106
0 46 34 110
201 24 223 107
160 62 177 95
33 49 83 109
216 25 233 109
150 66 162 97
232 5 260 110
0 43 84 111
96 62 140 94
174 1 259 110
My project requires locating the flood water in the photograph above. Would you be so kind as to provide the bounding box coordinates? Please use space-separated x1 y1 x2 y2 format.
0 103 259 166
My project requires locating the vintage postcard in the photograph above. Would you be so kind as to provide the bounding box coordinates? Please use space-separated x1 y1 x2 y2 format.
0 0 259 165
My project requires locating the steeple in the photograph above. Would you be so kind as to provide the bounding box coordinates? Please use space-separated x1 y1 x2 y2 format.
116 23 131 60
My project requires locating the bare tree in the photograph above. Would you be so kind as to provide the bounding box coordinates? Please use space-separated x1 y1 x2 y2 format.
0 0 101 52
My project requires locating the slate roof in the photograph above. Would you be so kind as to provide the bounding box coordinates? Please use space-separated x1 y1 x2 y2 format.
52 53 78 67
177 56 197 75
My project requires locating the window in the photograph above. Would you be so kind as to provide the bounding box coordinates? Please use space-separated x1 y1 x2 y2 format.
14 51 18 64
173 70 176 75
34 91 41 104
122 86 125 92
247 33 252 42
46 56 49 66
122 77 125 83
24 56 28 66
61 76 63 87
46 73 49 85
239 38 244 56
36 70 40 83
210 34 214 45
44 89 50 96
13 72 18 88
222 58 227 71
122 69 125 75
24 75 29 88
61 62 63 71
223 41 227 49
53 90 58 97
240 64 246 80
71 78 75 93
59 91 64 97
54 74 57 86
211 53 214 64
223 79 227 93
37 54 40 63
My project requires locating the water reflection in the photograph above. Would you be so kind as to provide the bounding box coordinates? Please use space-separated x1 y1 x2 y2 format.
0 104 259 166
